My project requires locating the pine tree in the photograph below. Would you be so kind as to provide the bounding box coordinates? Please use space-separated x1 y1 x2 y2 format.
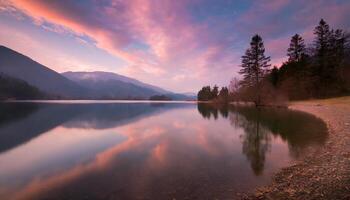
331 29 346 66
287 34 306 62
197 86 212 101
218 87 229 102
331 29 348 84
239 49 253 87
314 19 332 70
313 19 342 96
270 66 279 87
211 85 219 99
239 34 271 105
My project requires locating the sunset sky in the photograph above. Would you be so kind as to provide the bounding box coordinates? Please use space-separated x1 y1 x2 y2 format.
0 0 349 92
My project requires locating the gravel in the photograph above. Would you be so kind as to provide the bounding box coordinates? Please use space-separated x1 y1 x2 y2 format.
244 97 350 200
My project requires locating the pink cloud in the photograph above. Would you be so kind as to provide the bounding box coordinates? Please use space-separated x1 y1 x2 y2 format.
5 0 240 91
2 0 349 92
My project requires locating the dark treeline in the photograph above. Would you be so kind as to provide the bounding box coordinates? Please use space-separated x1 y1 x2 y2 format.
271 19 350 100
198 19 350 105
149 95 172 101
197 85 229 102
0 73 46 100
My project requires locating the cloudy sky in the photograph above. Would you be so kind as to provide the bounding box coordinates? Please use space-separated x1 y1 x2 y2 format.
0 0 349 92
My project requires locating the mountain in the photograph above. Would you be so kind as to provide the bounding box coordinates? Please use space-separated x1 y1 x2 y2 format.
181 92 197 96
0 46 193 100
62 71 193 100
62 71 164 99
179 92 197 100
0 46 89 98
63 71 169 94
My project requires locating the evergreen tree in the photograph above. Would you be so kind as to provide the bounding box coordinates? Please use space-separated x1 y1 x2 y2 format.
313 19 333 85
239 49 253 87
332 29 350 85
218 87 229 102
197 86 212 101
211 85 219 99
314 19 332 65
239 34 271 105
287 34 306 62
269 66 279 87
330 29 347 67
313 19 346 96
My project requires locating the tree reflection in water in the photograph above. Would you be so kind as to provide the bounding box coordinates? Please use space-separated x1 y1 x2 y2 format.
197 103 327 175
197 103 227 120
0 102 328 200
235 109 270 175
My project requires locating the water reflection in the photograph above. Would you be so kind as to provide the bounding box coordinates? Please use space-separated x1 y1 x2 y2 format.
238 110 270 176
0 102 327 200
0 103 40 153
197 103 229 119
197 103 328 175
0 103 186 154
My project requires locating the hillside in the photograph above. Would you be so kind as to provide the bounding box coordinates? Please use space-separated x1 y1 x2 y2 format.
0 46 193 100
63 71 169 94
0 73 46 100
0 46 90 98
63 74 160 99
62 71 193 100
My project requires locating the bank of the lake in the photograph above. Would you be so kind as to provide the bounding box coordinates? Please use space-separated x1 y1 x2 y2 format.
246 96 350 200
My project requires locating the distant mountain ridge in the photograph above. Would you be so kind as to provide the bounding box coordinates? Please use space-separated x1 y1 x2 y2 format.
62 71 170 94
0 45 194 100
62 71 194 100
62 71 162 99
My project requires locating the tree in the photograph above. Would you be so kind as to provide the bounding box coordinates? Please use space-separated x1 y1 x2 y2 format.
229 77 240 101
229 77 240 94
211 85 219 99
313 19 347 96
239 49 253 88
313 19 333 80
334 30 350 87
197 86 212 101
239 34 271 105
269 66 279 87
331 29 348 75
149 95 171 101
332 29 346 63
0 73 46 100
287 34 306 62
314 19 332 64
218 87 229 102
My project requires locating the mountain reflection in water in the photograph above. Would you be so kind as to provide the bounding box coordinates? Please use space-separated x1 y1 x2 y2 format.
0 102 327 200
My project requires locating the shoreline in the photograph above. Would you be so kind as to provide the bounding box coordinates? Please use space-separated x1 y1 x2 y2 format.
0 99 198 104
245 96 350 200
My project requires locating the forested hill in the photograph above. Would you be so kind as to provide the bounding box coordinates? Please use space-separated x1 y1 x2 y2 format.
0 73 46 100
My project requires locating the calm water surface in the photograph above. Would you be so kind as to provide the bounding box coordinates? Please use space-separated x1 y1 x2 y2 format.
0 101 328 200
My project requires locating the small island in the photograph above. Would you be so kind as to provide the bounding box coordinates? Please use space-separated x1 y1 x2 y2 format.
149 95 172 101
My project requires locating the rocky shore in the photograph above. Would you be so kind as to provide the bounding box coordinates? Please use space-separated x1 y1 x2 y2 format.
245 97 350 200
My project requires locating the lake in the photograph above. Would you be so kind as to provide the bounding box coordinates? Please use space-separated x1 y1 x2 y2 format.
0 101 328 200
